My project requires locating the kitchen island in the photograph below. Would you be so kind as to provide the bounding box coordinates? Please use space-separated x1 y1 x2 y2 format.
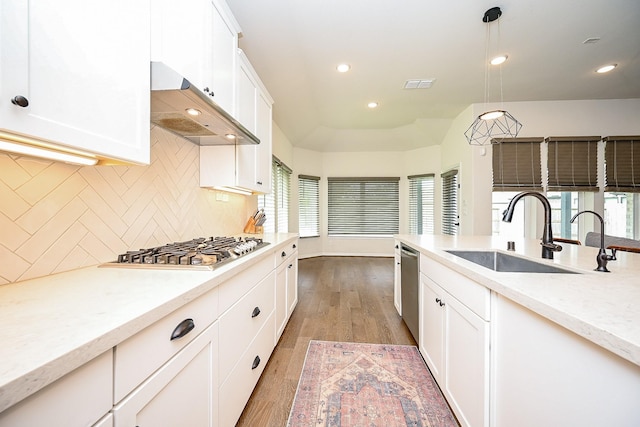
0 233 298 426
395 234 640 427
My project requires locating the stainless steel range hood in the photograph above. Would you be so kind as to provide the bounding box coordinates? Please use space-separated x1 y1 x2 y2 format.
150 62 259 145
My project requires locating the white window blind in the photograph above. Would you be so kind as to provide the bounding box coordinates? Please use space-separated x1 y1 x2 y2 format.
298 175 320 238
259 157 291 233
327 177 399 236
409 174 435 234
441 169 459 236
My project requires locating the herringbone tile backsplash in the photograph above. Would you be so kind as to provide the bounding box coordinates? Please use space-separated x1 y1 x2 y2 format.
0 126 250 284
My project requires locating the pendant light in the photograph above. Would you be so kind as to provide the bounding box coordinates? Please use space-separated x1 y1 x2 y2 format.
465 7 522 146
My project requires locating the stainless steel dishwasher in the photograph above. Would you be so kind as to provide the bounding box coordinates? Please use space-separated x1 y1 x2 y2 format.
400 244 419 342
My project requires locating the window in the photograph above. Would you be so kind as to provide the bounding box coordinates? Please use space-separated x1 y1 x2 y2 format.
298 175 320 238
441 169 459 235
546 137 599 239
604 136 640 239
604 192 638 239
408 174 435 234
547 191 579 239
259 157 291 233
491 138 543 236
327 177 399 236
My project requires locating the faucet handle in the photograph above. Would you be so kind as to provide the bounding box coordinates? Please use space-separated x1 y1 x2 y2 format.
541 242 563 252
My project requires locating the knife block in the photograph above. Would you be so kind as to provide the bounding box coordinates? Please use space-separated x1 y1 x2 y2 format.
243 217 264 234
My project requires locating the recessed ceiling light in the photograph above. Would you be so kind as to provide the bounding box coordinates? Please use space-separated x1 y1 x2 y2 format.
596 64 617 73
490 55 508 65
337 64 351 73
225 134 236 140
186 108 201 116
367 102 378 109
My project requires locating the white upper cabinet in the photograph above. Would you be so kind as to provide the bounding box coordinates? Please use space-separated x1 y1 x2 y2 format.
0 0 151 165
233 50 273 193
151 0 211 92
210 0 239 115
151 0 239 115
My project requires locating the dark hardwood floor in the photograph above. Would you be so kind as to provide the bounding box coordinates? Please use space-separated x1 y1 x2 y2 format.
236 256 416 426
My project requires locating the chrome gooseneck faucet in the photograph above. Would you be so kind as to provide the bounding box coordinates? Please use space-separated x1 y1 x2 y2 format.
570 210 615 272
502 191 562 259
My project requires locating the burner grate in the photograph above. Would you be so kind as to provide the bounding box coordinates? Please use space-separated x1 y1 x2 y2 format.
106 236 269 270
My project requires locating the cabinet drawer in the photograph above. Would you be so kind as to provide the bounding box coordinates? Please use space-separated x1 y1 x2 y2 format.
0 351 112 427
114 287 219 403
421 255 490 320
219 312 275 427
219 270 275 382
275 240 298 268
219 255 273 313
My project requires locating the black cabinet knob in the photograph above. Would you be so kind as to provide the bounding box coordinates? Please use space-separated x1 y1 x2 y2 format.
282 251 286 257
11 95 29 108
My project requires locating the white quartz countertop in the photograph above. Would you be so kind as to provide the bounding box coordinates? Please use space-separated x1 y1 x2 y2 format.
394 235 640 367
0 233 298 413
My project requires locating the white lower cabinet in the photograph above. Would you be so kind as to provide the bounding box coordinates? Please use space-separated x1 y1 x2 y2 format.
219 313 275 426
113 323 219 427
393 241 401 315
419 255 490 427
491 294 640 427
0 351 113 427
276 242 299 341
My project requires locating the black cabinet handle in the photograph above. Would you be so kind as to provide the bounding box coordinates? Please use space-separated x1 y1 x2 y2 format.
281 251 286 257
257 181 263 185
395 244 399 249
288 263 293 269
251 306 261 318
252 355 261 370
293 244 297 249
11 95 29 107
170 318 195 341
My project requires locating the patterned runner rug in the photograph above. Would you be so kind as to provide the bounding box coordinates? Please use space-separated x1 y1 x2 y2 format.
287 340 458 427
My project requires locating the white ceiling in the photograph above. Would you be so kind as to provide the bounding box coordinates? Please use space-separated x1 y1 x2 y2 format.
225 0 640 152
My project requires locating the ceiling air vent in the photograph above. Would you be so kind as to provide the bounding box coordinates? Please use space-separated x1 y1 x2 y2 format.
404 79 436 89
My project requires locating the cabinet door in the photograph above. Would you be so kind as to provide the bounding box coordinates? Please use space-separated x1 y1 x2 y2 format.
254 90 273 193
210 0 238 115
0 351 113 427
151 0 210 91
235 55 258 191
0 0 150 164
394 242 401 315
113 323 218 427
286 255 298 314
419 275 445 381
444 293 489 427
275 261 288 341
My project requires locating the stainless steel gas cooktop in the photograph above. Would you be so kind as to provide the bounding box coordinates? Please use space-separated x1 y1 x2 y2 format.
100 236 269 270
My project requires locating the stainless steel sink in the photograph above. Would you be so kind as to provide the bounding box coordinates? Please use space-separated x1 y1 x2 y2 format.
446 250 579 274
